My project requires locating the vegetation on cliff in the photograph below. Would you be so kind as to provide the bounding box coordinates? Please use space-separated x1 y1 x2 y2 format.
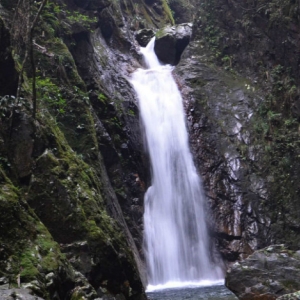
0 0 176 297
1 0 300 298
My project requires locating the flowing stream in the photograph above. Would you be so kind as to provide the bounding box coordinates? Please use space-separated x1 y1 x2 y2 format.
131 37 223 288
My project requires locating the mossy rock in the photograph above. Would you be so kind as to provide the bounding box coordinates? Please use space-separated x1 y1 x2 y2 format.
0 167 77 298
25 114 141 291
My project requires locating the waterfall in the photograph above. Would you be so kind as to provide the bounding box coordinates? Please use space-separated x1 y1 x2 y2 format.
131 37 223 288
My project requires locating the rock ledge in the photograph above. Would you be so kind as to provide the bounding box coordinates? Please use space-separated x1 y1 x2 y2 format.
225 245 300 299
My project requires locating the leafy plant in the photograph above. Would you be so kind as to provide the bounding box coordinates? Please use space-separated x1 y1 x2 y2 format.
66 11 97 30
98 93 107 103
35 77 66 115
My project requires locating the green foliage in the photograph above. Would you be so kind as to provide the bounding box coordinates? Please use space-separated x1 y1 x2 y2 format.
35 77 66 115
20 223 65 282
39 1 98 39
98 93 107 103
127 109 135 116
108 116 122 128
41 2 61 33
66 11 97 31
20 250 39 281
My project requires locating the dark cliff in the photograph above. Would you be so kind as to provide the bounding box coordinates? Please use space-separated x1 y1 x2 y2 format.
1 0 300 299
178 0 300 262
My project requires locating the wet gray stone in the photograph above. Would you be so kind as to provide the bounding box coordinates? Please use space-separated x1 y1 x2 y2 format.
225 245 300 299
0 289 44 300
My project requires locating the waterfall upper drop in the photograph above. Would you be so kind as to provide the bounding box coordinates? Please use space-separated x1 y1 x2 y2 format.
131 37 223 287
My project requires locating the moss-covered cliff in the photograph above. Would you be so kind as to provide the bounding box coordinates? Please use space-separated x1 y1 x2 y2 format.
0 0 177 298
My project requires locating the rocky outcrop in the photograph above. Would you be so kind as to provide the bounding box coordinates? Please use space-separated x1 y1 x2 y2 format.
0 163 97 299
155 23 192 65
135 23 192 64
225 245 300 299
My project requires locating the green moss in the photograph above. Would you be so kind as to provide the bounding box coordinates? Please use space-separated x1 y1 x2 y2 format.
20 250 39 281
86 220 105 241
155 28 165 39
140 5 154 25
0 166 69 292
162 0 175 25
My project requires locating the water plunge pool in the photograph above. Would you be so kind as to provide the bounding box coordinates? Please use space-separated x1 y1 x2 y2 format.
146 284 237 300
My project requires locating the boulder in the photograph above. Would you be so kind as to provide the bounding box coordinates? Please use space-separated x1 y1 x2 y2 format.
154 23 192 65
225 245 300 299
135 29 155 47
0 289 44 300
278 291 300 300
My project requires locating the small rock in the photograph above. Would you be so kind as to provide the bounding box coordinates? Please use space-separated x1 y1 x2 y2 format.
154 23 192 65
135 29 155 47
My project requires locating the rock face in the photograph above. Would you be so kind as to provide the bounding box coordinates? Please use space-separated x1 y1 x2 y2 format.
174 0 300 266
225 245 300 299
0 0 175 298
190 0 300 253
176 39 269 262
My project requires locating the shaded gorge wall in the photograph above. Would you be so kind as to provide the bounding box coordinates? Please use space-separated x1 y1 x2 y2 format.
1 0 300 298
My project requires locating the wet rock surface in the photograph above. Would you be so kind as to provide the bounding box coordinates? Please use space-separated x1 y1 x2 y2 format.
176 39 269 262
278 291 300 300
0 289 44 300
174 0 300 266
225 245 300 300
191 0 300 253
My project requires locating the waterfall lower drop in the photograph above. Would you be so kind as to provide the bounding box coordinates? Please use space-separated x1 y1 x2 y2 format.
131 38 223 290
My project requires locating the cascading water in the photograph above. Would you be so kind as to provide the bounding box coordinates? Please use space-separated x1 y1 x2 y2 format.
131 38 223 288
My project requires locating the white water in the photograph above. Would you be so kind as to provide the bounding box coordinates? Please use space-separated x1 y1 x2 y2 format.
131 38 223 287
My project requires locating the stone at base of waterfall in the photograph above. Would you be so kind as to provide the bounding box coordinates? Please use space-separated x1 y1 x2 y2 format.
225 245 300 300
0 288 45 300
277 291 300 300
